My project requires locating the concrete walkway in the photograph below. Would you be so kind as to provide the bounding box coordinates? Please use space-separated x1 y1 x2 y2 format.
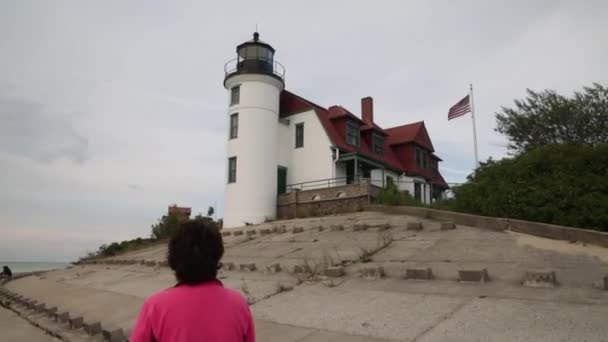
0 306 60 342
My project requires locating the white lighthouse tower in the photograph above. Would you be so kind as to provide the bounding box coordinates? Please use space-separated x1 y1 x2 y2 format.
223 32 286 228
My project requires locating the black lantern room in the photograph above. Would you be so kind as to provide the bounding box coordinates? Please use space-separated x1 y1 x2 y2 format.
224 32 285 85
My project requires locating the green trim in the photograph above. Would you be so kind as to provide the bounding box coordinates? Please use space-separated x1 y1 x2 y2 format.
338 153 395 172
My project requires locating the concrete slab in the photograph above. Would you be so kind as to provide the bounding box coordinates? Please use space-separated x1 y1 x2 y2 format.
416 297 608 342
0 306 61 342
252 284 468 341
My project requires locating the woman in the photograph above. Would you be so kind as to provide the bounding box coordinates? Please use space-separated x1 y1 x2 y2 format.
1 265 12 278
131 220 255 342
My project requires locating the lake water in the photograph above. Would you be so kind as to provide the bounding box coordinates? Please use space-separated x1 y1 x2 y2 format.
0 262 68 274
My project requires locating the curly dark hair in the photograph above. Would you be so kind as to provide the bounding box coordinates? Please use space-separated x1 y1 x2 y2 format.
168 220 224 285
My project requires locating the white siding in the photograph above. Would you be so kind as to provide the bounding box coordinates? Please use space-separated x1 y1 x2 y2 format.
223 74 283 228
278 109 334 188
370 169 399 188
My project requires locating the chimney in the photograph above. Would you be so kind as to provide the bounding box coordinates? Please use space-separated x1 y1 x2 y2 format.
362 97 373 124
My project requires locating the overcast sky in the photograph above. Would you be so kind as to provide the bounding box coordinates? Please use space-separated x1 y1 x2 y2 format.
1 0 606 262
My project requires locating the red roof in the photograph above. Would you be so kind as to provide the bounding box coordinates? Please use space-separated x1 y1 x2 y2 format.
168 205 192 216
279 90 448 188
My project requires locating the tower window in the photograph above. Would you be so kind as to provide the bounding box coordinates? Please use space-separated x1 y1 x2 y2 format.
229 113 238 139
346 120 360 147
228 157 237 183
230 85 240 105
295 123 304 148
373 133 384 155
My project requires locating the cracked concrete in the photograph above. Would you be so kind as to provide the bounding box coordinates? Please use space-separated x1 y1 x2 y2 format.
2 211 608 341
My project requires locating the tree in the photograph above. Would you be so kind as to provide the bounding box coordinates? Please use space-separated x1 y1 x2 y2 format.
443 144 608 231
207 206 215 217
151 212 189 239
496 83 608 153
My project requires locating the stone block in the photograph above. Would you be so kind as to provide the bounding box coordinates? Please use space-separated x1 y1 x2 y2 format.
292 227 304 234
56 311 70 323
222 262 236 271
604 275 608 290
222 231 232 237
27 300 38 309
246 229 256 236
103 328 126 342
407 222 423 231
139 260 146 265
265 263 282 273
145 261 156 267
85 321 102 336
361 266 385 279
369 223 390 232
324 266 345 278
353 224 368 231
317 225 326 232
45 306 58 316
439 221 456 230
293 264 312 274
260 228 272 235
405 268 433 280
34 303 46 313
522 270 558 288
330 224 344 231
160 260 169 267
239 263 257 272
233 230 244 236
458 269 490 283
440 221 456 230
276 226 287 233
69 316 83 329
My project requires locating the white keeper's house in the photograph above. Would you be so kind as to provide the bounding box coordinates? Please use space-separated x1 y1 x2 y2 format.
223 32 448 228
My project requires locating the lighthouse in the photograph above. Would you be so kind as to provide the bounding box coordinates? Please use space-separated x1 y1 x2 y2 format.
223 32 285 228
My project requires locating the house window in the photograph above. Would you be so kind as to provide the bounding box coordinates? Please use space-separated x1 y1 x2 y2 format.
295 123 304 148
415 147 427 169
230 85 240 105
229 113 238 139
228 157 237 183
373 133 384 155
386 175 394 187
431 159 438 174
346 120 360 147
423 153 428 169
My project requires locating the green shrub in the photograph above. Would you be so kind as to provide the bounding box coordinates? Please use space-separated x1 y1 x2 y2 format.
375 183 421 206
443 144 608 231
150 212 190 239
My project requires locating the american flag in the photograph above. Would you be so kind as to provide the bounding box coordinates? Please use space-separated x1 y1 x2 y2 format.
448 95 471 120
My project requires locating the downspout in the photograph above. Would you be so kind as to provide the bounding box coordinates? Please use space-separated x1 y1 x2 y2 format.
331 146 340 186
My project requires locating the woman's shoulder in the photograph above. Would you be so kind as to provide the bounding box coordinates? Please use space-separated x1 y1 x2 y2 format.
146 281 248 306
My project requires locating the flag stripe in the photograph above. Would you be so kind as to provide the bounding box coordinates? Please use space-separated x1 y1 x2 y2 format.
448 94 471 120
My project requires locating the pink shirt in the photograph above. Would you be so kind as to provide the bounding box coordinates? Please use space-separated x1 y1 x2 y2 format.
131 280 255 342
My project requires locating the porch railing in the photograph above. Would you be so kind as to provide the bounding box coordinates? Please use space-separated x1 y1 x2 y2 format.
285 176 362 192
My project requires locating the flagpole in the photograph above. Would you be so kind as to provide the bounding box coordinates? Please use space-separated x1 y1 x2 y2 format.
470 84 479 167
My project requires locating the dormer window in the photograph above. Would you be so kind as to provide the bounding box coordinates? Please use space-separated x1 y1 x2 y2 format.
415 147 428 169
346 120 360 147
373 133 384 155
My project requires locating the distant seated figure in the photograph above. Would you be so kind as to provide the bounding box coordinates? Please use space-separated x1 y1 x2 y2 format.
1 265 12 278
131 221 255 342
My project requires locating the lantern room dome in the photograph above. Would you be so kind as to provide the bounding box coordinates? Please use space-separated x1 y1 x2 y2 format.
224 32 285 86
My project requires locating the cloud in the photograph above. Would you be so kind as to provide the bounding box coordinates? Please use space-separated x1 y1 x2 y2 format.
0 93 89 163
